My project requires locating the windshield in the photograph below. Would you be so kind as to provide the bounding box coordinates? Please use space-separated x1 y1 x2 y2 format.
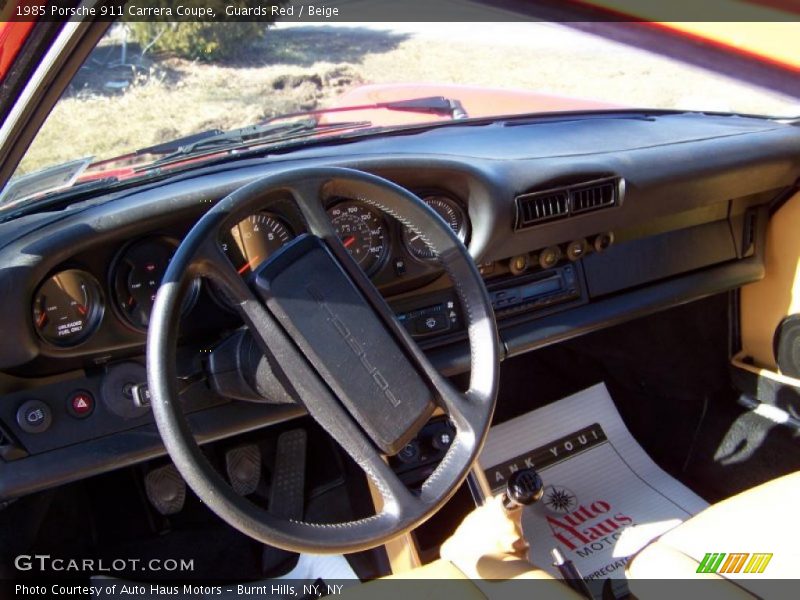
7 19 800 204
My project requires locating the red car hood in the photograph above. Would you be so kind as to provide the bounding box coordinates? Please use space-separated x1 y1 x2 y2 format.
319 83 619 126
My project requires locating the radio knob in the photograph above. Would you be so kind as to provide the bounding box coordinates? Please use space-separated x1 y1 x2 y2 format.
566 239 588 261
594 232 615 253
538 246 561 269
509 254 529 275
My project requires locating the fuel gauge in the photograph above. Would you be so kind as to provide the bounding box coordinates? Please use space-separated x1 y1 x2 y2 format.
32 269 104 346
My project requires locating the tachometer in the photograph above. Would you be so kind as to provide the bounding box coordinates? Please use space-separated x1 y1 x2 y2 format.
326 200 389 276
220 212 294 275
403 195 468 260
111 237 199 330
32 269 104 346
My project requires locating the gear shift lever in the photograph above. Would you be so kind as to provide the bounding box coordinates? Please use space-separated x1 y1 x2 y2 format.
502 468 545 511
497 468 544 556
501 469 593 599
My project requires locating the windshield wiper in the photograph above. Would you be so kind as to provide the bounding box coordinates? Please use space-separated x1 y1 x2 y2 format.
166 118 323 156
262 96 469 121
144 119 373 171
134 129 226 156
143 96 468 169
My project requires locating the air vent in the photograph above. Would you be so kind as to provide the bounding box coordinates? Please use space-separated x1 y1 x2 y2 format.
514 177 622 230
571 180 618 214
515 190 569 227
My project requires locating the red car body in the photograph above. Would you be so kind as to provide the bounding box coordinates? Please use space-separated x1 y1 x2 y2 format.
1 6 798 188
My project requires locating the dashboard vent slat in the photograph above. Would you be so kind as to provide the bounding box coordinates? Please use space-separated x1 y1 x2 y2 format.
571 181 618 215
516 190 569 227
514 177 622 230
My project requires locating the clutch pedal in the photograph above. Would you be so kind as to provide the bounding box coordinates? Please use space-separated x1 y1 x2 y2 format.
144 464 186 516
225 444 262 496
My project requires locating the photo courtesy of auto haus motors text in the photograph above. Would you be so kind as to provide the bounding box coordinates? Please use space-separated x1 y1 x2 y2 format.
14 582 345 597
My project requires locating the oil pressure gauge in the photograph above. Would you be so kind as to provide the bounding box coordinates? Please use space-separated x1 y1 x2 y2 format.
111 237 199 331
32 269 104 346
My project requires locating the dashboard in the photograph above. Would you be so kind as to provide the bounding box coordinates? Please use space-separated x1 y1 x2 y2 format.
1 111 799 499
27 191 470 352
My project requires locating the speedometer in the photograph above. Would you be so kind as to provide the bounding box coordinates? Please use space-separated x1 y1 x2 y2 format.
403 195 468 260
326 200 389 276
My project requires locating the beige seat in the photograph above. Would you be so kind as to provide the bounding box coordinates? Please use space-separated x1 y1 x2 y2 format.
626 471 799 596
344 555 583 600
343 495 583 599
349 472 798 598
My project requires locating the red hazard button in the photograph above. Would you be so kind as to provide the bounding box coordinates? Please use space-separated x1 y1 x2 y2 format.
67 391 94 418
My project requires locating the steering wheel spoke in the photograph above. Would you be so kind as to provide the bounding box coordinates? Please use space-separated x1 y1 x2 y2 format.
287 177 338 238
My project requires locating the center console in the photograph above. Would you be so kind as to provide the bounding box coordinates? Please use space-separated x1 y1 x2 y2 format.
390 258 589 347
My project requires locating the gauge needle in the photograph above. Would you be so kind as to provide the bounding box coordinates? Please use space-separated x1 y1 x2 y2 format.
76 304 87 316
237 256 260 274
36 312 47 328
343 236 356 248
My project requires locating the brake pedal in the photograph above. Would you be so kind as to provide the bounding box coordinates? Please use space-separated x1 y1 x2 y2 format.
145 464 186 515
225 444 262 496
269 429 307 520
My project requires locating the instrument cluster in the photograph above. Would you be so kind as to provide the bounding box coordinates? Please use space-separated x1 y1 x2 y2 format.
30 191 470 349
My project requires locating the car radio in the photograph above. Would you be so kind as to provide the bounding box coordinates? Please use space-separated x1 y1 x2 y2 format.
487 263 581 317
391 264 582 341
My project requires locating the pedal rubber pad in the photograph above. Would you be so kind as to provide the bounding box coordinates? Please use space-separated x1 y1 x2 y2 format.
144 464 186 515
225 444 262 496
269 429 307 520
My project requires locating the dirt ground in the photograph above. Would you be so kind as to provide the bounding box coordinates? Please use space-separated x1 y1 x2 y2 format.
16 22 800 175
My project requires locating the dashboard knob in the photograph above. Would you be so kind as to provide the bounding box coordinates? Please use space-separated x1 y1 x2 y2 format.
594 232 615 253
396 440 421 464
509 254 529 275
566 239 588 261
16 399 52 434
538 246 561 269
431 428 454 452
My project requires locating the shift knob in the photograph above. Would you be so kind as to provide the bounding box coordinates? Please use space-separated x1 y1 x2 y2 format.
502 468 544 510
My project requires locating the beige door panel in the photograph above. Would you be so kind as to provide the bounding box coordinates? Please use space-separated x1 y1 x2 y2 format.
740 190 800 371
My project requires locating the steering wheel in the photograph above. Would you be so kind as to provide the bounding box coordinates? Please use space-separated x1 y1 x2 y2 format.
147 167 500 553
